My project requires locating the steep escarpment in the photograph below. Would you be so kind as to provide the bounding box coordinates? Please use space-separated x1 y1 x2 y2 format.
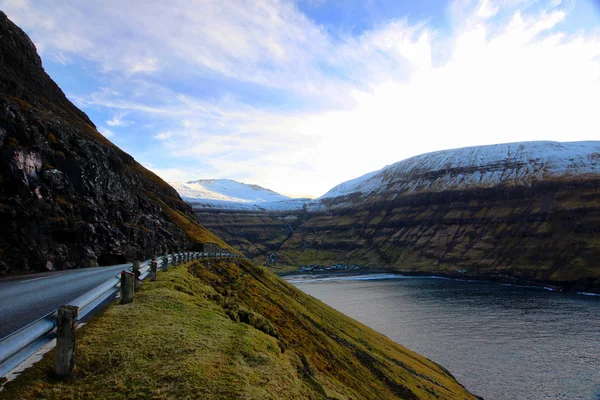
0 12 228 275
277 142 600 292
194 208 309 263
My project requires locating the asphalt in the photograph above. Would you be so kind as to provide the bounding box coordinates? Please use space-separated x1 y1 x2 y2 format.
0 264 131 339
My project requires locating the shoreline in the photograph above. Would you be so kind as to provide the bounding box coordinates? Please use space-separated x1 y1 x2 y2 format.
279 267 600 295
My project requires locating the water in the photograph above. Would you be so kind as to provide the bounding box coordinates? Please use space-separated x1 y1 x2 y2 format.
287 274 600 400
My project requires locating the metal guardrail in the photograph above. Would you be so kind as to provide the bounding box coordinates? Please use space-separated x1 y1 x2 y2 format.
0 251 242 378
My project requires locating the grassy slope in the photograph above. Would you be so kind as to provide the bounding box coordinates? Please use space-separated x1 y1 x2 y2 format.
1 262 475 400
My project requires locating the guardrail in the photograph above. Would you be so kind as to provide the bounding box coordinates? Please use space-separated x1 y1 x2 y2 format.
0 251 242 379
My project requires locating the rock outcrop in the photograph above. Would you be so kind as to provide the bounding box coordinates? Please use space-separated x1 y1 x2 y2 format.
0 12 227 275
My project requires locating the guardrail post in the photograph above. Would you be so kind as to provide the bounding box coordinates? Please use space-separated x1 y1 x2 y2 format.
163 252 168 272
120 271 135 304
56 305 78 378
150 259 158 281
132 260 141 290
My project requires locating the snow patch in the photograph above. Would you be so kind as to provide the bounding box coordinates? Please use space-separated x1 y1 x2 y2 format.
170 179 319 211
319 141 600 200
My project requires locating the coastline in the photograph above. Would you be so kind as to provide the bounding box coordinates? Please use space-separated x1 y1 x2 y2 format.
279 267 600 295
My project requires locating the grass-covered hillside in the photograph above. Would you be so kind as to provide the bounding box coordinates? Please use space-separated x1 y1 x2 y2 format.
1 261 476 400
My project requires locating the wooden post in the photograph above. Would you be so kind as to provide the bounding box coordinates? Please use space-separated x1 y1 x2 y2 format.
55 305 78 378
163 251 168 272
120 271 134 304
150 259 158 281
132 260 141 290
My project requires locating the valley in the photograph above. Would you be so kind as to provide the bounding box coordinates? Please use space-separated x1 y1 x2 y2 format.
181 143 600 293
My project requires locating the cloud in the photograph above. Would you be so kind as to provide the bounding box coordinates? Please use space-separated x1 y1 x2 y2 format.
153 132 173 141
106 113 134 127
2 0 599 197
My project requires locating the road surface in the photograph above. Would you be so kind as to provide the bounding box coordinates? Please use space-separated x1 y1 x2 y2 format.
0 264 131 339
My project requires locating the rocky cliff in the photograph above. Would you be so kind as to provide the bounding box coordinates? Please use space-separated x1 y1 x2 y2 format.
0 11 228 275
193 207 309 263
278 142 600 292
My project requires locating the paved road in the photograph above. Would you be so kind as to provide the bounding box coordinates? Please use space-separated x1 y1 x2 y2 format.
0 264 131 339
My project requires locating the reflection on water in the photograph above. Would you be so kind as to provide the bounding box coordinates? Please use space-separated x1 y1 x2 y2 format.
288 274 600 400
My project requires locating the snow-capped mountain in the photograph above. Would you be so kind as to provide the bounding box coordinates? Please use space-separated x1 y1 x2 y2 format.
169 179 314 210
320 141 600 200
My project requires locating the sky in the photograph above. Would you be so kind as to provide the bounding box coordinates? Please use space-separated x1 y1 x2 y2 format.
1 0 599 198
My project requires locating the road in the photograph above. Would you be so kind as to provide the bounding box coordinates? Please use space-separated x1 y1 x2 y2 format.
0 264 131 339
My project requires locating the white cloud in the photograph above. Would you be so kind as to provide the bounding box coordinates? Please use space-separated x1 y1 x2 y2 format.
153 132 173 141
2 0 599 197
106 113 134 127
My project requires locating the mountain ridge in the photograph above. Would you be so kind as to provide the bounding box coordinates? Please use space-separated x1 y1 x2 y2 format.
321 141 600 201
170 178 315 211
174 141 600 212
183 141 600 292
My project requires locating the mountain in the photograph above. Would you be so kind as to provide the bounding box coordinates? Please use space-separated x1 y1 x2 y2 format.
185 142 600 292
276 141 600 291
170 178 314 211
320 141 600 202
171 179 290 204
171 179 313 261
0 11 230 276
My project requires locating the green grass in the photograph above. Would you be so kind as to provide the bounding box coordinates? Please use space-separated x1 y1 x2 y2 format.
1 261 475 400
265 264 301 275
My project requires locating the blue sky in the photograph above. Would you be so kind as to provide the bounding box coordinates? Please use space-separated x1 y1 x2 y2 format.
2 0 599 197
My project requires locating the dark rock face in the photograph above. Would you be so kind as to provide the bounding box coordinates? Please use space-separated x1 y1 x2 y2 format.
0 12 211 275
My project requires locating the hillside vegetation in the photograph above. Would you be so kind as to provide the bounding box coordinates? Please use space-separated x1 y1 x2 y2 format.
1 261 476 400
